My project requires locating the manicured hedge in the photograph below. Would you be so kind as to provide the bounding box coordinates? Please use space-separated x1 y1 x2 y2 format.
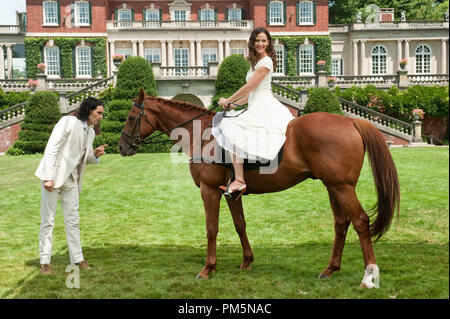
304 87 343 115
7 91 61 155
212 54 250 107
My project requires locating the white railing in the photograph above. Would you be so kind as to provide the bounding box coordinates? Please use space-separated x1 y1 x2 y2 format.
0 79 29 92
0 102 26 130
107 20 253 30
47 78 109 92
334 75 398 88
160 66 209 78
348 20 448 31
272 75 316 88
0 25 24 33
408 74 449 86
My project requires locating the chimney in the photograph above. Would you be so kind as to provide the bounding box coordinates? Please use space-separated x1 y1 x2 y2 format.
379 8 395 22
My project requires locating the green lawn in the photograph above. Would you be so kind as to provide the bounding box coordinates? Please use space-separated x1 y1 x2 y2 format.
0 147 448 299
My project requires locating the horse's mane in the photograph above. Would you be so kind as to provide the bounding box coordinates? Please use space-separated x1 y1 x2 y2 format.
146 96 216 115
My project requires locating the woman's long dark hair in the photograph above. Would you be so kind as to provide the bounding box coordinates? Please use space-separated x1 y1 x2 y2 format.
73 97 103 135
247 27 277 71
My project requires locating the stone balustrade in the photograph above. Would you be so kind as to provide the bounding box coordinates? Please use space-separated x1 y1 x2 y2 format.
106 20 254 31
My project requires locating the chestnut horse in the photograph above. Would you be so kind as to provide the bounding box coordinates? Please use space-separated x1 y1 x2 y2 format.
118 89 400 288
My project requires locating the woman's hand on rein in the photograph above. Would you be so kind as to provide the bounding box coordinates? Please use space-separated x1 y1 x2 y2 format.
218 97 229 108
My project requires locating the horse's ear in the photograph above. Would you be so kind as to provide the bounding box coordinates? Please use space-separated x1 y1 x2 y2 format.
138 88 146 103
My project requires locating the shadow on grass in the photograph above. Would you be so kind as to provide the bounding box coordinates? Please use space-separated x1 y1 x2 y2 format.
5 241 449 299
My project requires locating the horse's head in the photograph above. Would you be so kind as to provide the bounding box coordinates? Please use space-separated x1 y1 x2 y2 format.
118 88 158 156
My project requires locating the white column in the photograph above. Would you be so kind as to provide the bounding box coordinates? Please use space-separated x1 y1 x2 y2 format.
441 39 447 74
360 40 366 75
0 45 5 79
189 40 196 76
218 40 224 63
196 40 202 67
160 40 167 67
138 40 144 58
6 44 13 79
225 39 230 58
189 40 195 66
132 40 138 57
404 40 410 72
353 41 359 76
109 40 116 74
397 40 403 70
167 40 173 67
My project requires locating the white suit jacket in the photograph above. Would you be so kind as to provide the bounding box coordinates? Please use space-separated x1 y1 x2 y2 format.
35 116 98 193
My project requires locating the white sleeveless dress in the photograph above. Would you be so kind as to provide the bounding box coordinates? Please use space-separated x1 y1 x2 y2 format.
212 56 294 161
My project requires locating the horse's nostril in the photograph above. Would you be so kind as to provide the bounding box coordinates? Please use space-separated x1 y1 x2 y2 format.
118 144 122 152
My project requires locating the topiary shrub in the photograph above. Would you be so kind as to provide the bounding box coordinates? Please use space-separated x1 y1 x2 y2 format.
113 56 157 100
7 91 61 155
304 87 343 115
212 54 250 107
93 99 171 154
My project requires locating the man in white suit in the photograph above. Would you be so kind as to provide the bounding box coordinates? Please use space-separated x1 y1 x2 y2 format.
35 97 108 275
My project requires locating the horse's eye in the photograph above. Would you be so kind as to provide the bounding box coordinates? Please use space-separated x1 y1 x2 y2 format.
128 116 135 121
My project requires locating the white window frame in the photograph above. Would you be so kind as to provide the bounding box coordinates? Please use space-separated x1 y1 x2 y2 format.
118 8 132 28
43 1 59 26
371 45 387 75
331 59 343 76
298 44 314 75
174 48 189 76
202 48 217 75
145 8 160 27
74 1 90 26
228 8 242 21
76 46 92 78
298 1 313 25
274 45 285 75
115 48 133 59
44 46 60 78
200 8 215 27
174 10 187 26
230 48 246 56
415 44 432 74
269 1 284 26
144 48 161 63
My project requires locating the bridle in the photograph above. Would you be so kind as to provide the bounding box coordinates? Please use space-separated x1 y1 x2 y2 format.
120 99 239 150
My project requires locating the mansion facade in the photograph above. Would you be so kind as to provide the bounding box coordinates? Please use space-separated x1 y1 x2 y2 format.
0 1 448 104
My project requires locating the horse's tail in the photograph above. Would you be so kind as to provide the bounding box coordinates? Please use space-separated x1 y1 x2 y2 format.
352 119 400 241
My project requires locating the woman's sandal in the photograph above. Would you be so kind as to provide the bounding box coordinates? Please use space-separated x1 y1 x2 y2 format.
219 180 247 201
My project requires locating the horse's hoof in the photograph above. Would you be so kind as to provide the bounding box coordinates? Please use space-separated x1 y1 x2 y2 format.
317 273 331 280
240 264 252 270
195 273 209 280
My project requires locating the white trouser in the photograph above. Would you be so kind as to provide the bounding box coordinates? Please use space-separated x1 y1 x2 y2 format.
39 173 84 265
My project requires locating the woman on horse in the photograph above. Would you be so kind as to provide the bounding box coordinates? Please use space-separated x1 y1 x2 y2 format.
212 27 294 198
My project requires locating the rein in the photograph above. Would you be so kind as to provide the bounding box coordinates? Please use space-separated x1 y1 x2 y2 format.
120 99 242 149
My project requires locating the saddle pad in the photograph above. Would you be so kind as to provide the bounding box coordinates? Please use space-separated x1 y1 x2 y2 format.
213 145 284 171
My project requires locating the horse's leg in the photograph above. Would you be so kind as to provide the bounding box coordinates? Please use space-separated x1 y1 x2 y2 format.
318 190 351 279
225 196 254 270
327 185 379 288
196 182 222 280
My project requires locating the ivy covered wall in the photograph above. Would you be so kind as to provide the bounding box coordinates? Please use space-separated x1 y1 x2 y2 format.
273 36 332 76
25 37 107 79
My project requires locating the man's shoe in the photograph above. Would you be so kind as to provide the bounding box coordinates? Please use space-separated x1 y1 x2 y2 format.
75 260 92 270
40 264 53 275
